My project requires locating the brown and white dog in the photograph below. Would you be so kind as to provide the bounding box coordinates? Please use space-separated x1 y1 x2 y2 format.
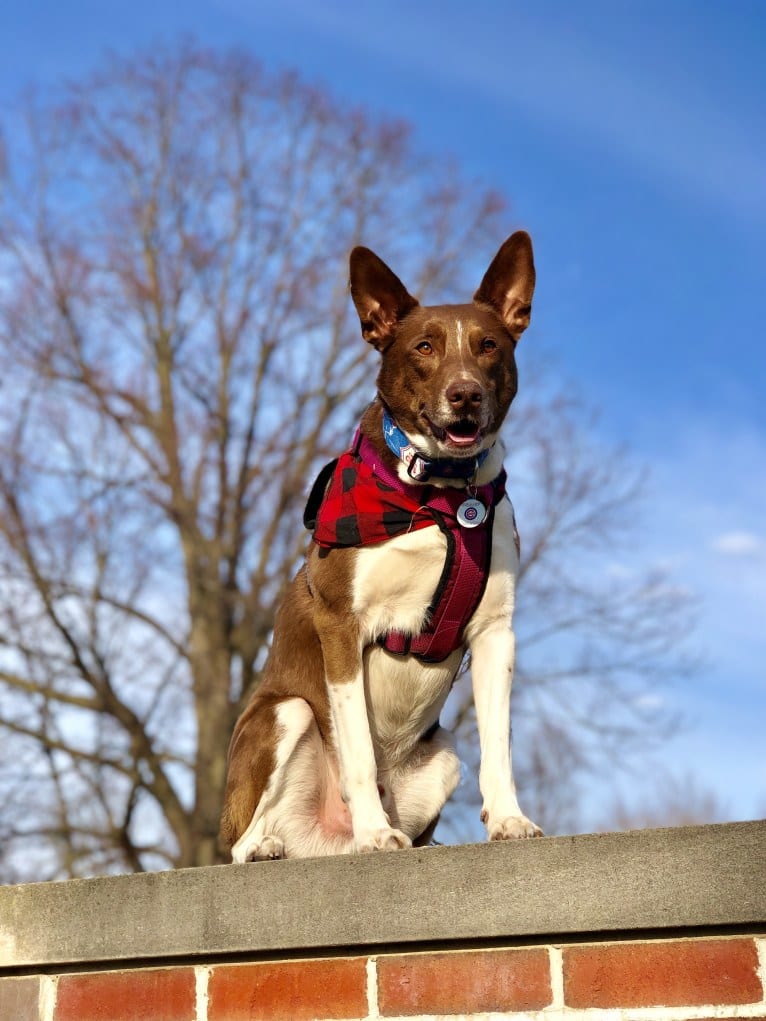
220 232 541 860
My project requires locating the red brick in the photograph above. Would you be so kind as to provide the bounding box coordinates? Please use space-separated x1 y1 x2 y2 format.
563 938 762 1008
55 968 195 1021
207 958 367 1021
0 976 41 1021
377 947 551 1016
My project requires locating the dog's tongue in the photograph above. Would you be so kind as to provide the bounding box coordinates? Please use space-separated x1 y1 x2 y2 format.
446 424 481 447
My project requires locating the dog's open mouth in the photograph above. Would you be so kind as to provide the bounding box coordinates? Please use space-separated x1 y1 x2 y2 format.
428 417 482 450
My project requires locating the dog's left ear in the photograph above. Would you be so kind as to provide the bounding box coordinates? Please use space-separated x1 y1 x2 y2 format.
349 247 419 351
474 232 536 341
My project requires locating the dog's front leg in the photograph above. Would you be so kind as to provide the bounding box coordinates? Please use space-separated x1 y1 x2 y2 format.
319 624 411 853
470 623 542 839
326 674 411 852
310 544 411 854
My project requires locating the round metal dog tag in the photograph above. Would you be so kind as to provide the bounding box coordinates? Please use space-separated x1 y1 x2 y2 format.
457 498 487 528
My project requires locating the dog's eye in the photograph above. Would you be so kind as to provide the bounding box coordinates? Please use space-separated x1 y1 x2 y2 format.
480 337 497 353
416 341 433 355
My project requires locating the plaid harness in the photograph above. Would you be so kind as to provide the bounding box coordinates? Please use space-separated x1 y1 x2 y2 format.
304 431 508 662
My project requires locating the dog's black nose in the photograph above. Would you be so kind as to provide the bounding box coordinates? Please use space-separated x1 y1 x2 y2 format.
446 379 483 410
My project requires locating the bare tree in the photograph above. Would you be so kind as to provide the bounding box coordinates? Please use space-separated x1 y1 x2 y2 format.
0 42 690 881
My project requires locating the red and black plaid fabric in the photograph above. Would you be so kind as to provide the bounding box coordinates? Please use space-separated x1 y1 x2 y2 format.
310 451 439 547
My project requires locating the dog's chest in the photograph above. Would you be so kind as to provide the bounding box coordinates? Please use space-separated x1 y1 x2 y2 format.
351 526 455 759
352 524 448 642
350 499 518 644
363 645 462 762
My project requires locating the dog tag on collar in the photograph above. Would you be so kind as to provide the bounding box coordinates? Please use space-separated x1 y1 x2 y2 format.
456 498 487 528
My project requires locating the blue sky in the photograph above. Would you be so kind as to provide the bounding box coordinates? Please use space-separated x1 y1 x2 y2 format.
2 1 764 826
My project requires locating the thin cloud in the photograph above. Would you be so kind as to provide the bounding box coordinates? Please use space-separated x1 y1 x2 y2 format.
711 531 764 557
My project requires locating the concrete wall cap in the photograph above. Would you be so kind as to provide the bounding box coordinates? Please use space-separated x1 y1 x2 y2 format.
0 821 763 969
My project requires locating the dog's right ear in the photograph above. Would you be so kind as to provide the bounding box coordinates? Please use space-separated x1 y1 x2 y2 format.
349 247 419 351
474 231 536 341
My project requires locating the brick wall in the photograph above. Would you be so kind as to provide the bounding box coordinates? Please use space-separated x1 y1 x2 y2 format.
1 822 763 1021
2 937 765 1020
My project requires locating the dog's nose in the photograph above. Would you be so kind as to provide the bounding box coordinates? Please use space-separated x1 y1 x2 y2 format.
446 379 483 410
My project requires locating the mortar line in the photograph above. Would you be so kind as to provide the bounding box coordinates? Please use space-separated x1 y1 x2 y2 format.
195 964 210 1021
548 944 564 1008
755 937 766 1004
38 975 57 1021
366 956 379 1019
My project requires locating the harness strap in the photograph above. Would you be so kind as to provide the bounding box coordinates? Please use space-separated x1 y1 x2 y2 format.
381 505 494 662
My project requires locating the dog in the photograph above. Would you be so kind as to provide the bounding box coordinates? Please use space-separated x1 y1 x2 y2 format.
220 232 541 860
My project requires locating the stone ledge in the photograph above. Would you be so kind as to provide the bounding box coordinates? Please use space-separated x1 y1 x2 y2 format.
0 820 763 970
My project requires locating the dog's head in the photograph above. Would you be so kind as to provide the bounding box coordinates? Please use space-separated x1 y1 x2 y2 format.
349 232 535 459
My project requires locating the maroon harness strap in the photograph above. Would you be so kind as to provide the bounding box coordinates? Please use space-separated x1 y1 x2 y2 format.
355 434 503 663
380 505 493 661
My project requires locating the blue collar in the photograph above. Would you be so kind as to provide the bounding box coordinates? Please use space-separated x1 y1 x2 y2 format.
381 407 490 482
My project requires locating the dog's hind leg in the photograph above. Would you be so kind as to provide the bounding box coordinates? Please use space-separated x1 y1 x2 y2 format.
229 698 317 863
384 727 461 843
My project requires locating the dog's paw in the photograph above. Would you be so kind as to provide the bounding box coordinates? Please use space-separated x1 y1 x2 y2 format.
355 827 412 853
235 835 285 863
487 815 543 840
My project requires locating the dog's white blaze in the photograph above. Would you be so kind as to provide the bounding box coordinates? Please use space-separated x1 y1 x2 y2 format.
453 317 477 377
